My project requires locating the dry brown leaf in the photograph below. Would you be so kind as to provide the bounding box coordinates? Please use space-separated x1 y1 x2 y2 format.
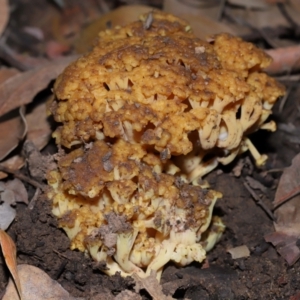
0 178 28 230
5 178 28 204
225 3 294 30
0 156 24 179
180 14 237 39
0 68 19 82
26 100 52 150
163 0 237 38
0 106 27 161
0 100 52 179
115 290 142 300
265 153 300 265
227 0 269 9
133 271 174 300
2 264 78 300
75 5 153 54
0 0 9 37
164 0 221 18
0 55 78 117
265 45 300 75
227 245 250 259
0 229 22 300
0 69 27 162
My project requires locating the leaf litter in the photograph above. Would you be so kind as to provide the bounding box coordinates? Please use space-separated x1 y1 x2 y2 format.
0 0 300 299
0 179 28 230
265 153 300 265
2 264 79 300
0 230 22 300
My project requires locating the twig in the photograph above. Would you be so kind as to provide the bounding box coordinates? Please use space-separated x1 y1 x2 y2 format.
53 249 70 260
28 188 41 210
144 12 153 30
0 39 30 71
266 45 300 75
277 3 300 35
53 260 68 280
264 168 285 174
224 11 280 48
279 84 293 113
273 186 300 210
0 165 45 191
218 0 227 21
240 26 292 43
243 181 274 220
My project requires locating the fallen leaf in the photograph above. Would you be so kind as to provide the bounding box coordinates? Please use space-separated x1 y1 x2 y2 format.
225 2 297 31
163 0 237 38
0 69 28 162
0 178 28 230
227 0 269 9
0 187 16 231
22 140 48 181
0 0 9 37
45 40 70 59
115 290 142 300
273 153 300 208
180 14 237 39
290 291 300 300
0 55 78 117
164 0 221 18
0 106 27 161
0 87 57 179
265 45 300 75
227 245 250 259
245 176 268 193
75 5 154 54
26 100 52 151
22 26 44 41
265 153 300 265
133 271 174 300
0 230 22 300
5 178 28 204
0 156 24 179
2 264 79 300
0 68 19 82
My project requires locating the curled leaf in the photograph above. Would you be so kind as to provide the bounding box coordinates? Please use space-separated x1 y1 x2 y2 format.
265 153 300 265
0 0 9 37
0 99 52 179
0 229 22 300
0 179 28 230
2 264 75 300
0 55 78 116
0 106 27 161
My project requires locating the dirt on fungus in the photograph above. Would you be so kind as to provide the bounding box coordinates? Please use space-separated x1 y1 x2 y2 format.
0 81 299 299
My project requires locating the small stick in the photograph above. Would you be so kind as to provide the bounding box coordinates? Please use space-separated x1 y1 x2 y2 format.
53 260 68 280
28 188 41 210
144 12 153 30
244 181 275 220
279 84 293 113
273 186 300 209
0 165 45 191
53 249 70 260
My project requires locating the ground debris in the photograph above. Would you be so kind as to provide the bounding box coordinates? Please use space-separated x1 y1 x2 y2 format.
115 289 142 300
133 271 174 300
2 264 80 300
23 140 55 181
0 178 28 230
265 153 300 265
227 245 250 259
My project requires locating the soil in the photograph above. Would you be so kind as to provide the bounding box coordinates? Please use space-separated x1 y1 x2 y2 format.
0 83 299 299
